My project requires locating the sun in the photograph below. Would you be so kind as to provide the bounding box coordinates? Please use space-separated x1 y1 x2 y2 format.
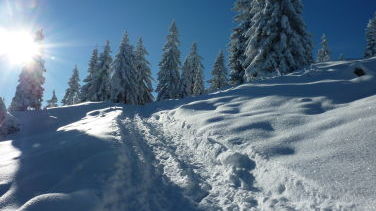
0 29 42 65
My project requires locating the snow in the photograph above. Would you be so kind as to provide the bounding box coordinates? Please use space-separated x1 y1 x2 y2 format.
1 58 376 210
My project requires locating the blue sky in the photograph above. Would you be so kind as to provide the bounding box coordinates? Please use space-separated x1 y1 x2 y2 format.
0 0 375 106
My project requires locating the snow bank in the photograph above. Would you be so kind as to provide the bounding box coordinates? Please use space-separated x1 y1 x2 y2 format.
1 58 376 210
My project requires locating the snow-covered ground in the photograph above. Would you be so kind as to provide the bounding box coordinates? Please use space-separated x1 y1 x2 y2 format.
0 58 375 210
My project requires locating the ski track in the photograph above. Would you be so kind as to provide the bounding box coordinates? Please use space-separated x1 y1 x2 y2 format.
99 109 357 210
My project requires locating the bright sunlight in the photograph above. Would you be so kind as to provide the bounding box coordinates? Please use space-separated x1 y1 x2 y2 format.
0 28 41 65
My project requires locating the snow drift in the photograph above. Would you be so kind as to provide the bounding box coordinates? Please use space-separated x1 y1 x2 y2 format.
0 58 375 210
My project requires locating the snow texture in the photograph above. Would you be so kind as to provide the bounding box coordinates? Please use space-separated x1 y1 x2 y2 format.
1 58 376 210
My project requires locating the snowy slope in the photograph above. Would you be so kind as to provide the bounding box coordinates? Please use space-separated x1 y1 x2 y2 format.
0 58 375 210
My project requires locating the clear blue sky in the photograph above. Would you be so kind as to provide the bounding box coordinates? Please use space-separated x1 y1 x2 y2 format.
0 0 375 106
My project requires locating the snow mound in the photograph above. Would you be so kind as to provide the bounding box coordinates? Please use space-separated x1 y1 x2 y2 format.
0 58 376 210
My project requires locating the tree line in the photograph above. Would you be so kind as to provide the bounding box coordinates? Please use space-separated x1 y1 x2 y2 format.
5 0 376 111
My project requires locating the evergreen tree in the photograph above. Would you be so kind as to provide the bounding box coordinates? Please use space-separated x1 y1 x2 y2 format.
339 53 345 61
317 34 331 63
134 38 154 105
156 21 181 101
181 43 198 98
190 43 205 96
0 97 6 124
110 32 138 104
10 30 46 111
62 66 81 106
46 90 58 108
97 41 113 101
81 48 99 102
0 97 19 136
209 51 228 91
244 0 313 80
365 13 376 58
229 0 254 85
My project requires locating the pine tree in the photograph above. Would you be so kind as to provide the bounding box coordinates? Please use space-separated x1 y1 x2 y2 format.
339 53 345 61
244 0 313 80
181 43 198 98
62 66 81 106
134 38 154 105
0 97 19 136
9 30 46 111
209 51 228 91
81 48 99 102
190 43 205 96
229 0 254 85
0 97 6 124
365 13 376 58
110 32 138 104
97 41 113 101
46 90 58 108
156 21 181 101
317 34 331 63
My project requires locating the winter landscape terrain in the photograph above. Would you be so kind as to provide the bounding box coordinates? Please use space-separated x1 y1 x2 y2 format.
0 58 375 210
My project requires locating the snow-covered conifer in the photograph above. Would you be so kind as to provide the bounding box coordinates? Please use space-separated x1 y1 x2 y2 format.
62 66 81 106
81 48 99 102
365 13 376 58
244 0 313 80
339 54 345 61
229 0 254 85
156 21 181 101
9 30 46 111
110 33 138 104
0 97 19 136
317 34 331 63
46 90 58 108
190 43 205 96
97 41 113 101
209 51 228 91
134 38 154 104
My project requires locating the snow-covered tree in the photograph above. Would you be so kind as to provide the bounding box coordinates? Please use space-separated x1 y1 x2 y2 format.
0 98 6 125
209 51 228 91
0 97 19 136
338 53 345 61
229 0 254 85
134 38 154 105
244 0 313 80
156 21 181 101
317 34 331 62
180 43 204 97
365 13 376 58
62 66 81 106
97 41 113 101
9 30 46 111
46 90 58 108
191 43 205 96
181 43 198 97
110 32 138 104
80 48 99 102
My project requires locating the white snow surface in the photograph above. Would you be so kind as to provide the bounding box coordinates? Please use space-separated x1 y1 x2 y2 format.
1 58 376 210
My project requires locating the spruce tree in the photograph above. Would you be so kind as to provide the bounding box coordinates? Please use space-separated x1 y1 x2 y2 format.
81 48 99 102
209 51 228 91
10 30 46 111
181 43 198 98
0 97 6 125
317 34 331 63
62 66 81 106
190 43 205 96
134 38 154 105
244 0 313 80
365 13 376 58
110 32 138 104
229 0 254 85
156 21 181 101
97 41 113 101
46 90 58 108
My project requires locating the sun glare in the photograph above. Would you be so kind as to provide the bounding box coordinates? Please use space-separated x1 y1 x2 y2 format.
0 29 41 66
